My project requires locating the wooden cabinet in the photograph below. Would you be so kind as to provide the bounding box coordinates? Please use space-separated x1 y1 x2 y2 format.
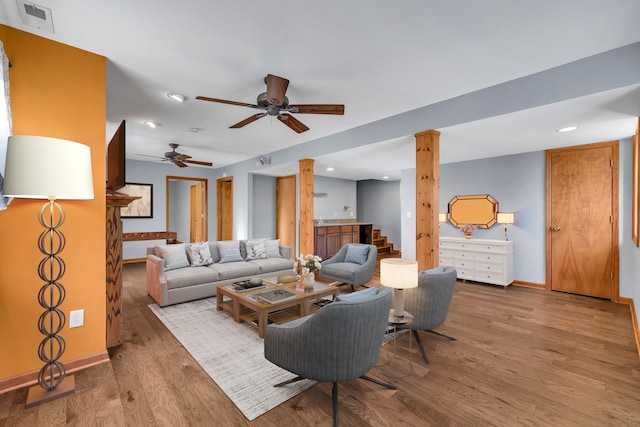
439 237 513 287
314 223 371 260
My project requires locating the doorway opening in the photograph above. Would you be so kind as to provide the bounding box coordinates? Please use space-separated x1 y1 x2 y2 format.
166 176 208 244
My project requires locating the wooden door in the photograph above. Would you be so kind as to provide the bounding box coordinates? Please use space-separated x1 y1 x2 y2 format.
276 175 296 258
217 177 233 241
190 182 206 242
546 142 619 300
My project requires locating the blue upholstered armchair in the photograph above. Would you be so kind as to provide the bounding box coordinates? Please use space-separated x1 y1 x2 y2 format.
264 286 394 427
399 265 458 364
319 243 377 291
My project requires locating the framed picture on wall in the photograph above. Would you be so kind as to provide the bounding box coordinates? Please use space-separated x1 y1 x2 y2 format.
121 183 153 218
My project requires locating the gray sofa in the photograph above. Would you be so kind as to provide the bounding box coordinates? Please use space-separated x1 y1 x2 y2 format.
146 239 294 307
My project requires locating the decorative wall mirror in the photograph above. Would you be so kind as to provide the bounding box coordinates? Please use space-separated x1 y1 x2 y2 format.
448 194 498 228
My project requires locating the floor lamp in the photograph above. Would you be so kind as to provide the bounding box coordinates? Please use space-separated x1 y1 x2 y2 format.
380 258 418 322
3 135 94 407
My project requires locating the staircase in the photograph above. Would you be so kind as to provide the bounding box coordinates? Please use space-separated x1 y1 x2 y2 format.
372 228 400 258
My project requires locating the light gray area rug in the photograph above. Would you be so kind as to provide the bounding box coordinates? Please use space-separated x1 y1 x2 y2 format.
148 298 316 421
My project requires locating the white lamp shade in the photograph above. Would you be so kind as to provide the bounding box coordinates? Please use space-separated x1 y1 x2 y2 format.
380 258 418 289
497 213 514 224
3 135 94 200
439 213 447 223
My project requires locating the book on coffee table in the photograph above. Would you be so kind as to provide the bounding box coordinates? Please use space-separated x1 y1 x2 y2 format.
258 289 296 304
231 280 266 292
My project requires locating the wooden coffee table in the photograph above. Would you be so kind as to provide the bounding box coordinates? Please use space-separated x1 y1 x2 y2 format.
216 276 340 338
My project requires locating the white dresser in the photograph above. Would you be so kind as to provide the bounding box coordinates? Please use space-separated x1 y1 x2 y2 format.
439 237 513 287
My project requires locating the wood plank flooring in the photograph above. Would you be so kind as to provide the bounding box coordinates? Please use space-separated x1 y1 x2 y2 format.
2 261 640 426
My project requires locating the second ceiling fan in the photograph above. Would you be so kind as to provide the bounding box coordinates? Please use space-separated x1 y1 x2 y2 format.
196 74 344 133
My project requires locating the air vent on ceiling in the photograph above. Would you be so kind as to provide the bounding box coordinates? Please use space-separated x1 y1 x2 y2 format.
17 1 54 33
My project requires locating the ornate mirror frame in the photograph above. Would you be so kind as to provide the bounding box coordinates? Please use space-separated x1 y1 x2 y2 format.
448 194 499 229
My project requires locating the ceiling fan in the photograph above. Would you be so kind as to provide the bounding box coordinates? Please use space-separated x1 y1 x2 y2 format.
138 143 213 168
196 74 345 133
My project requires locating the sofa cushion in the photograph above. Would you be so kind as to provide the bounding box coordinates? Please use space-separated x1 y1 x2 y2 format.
209 261 260 280
319 262 358 282
248 257 294 274
345 244 370 265
265 239 282 258
155 244 190 271
218 240 244 264
186 242 213 266
208 241 221 263
165 266 220 290
336 286 379 302
245 239 267 260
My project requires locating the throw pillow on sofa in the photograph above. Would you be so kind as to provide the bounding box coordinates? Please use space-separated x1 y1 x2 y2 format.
218 240 244 263
186 242 213 266
245 239 267 260
155 244 190 271
265 239 281 258
345 244 370 265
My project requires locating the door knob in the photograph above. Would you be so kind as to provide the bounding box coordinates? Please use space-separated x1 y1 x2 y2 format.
551 226 560 232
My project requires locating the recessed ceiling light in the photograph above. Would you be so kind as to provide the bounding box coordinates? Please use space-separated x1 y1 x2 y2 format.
188 127 201 133
326 167 335 171
167 93 187 102
557 126 578 133
144 121 161 129
382 176 389 180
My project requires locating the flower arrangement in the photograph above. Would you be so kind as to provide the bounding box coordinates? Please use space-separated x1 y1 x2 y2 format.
294 254 322 276
461 224 477 234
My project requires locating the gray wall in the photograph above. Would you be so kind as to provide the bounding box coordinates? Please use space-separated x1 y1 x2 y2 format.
314 175 357 221
251 174 276 239
439 151 547 284
121 159 216 259
357 179 401 249
168 180 192 243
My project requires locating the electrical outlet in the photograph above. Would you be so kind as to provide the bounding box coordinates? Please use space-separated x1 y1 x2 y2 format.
69 309 84 328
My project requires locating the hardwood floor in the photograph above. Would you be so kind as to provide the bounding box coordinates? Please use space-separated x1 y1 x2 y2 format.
2 261 640 426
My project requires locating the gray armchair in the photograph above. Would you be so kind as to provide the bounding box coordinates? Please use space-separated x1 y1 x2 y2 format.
264 286 394 427
399 265 457 365
319 243 377 291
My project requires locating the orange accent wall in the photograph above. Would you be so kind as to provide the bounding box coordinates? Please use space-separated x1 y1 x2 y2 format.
0 25 106 379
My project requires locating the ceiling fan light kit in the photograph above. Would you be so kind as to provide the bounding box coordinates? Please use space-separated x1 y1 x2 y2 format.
144 121 161 128
196 74 344 133
167 92 187 102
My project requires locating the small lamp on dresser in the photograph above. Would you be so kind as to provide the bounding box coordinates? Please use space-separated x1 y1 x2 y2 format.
497 213 515 241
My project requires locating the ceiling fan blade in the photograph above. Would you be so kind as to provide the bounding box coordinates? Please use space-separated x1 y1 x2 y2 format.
135 153 165 160
278 114 310 133
230 113 267 129
196 96 260 109
184 159 213 167
265 74 289 106
288 104 345 115
173 160 188 168
174 153 191 160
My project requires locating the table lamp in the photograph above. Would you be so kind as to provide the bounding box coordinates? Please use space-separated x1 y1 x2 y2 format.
3 135 94 407
497 212 514 241
380 258 418 321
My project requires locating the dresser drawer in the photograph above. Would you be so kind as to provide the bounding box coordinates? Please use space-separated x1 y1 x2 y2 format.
475 262 504 274
473 271 506 285
457 268 474 280
453 251 474 261
475 253 506 263
439 249 453 259
453 259 474 270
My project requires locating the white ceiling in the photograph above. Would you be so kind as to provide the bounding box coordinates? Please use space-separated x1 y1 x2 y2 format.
2 1 640 180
